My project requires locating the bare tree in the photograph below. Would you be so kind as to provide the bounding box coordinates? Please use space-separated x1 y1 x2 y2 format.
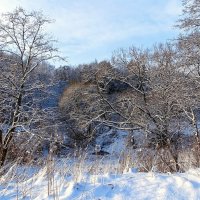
176 0 200 76
0 8 60 167
175 0 200 167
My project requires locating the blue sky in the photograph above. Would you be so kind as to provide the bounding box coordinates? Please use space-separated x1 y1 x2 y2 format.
0 0 182 66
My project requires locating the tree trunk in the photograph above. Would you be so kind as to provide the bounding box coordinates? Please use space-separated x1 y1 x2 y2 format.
0 87 23 168
0 148 8 167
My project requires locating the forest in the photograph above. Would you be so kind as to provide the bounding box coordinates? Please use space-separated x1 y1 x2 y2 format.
0 0 200 199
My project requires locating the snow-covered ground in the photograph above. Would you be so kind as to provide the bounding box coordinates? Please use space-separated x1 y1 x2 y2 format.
60 169 200 200
1 128 200 200
1 162 200 200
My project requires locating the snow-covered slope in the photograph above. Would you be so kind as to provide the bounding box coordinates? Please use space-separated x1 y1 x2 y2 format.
0 126 199 200
95 129 128 156
1 166 200 200
61 169 200 200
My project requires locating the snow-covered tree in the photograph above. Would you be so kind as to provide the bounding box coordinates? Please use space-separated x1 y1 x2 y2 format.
0 8 60 167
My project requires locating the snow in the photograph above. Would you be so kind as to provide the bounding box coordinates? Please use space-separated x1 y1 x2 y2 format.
1 128 200 199
95 129 126 154
1 164 200 200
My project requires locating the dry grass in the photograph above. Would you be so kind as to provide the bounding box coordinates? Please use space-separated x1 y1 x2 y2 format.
1 144 200 199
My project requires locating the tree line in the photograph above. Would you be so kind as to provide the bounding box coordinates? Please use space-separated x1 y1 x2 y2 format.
0 0 200 172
